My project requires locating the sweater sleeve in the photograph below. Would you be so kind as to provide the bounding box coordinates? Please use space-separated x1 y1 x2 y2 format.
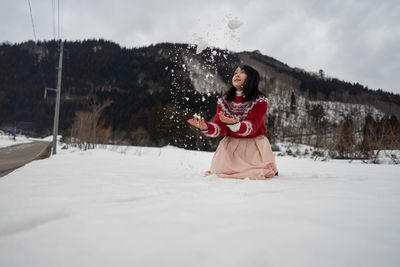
229 99 268 137
200 102 231 138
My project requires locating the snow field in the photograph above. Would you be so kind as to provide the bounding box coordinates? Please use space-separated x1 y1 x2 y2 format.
0 145 399 267
0 133 32 148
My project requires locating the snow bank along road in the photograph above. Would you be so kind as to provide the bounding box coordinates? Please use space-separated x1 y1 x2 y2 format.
0 145 399 267
0 141 51 177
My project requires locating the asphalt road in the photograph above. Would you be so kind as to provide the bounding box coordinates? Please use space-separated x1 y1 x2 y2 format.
0 141 52 177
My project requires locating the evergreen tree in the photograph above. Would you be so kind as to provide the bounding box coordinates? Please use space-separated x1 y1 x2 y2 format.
290 92 296 114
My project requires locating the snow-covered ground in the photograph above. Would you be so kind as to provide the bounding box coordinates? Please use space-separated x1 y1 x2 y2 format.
0 144 399 267
0 132 32 148
0 132 59 149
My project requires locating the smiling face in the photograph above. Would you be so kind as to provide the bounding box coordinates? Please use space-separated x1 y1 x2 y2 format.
232 67 247 91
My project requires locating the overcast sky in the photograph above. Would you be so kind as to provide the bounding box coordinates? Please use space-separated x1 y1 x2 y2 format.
1 0 399 94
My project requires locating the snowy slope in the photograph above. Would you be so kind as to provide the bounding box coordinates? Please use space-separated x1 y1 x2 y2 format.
267 86 384 130
0 145 399 267
185 55 227 94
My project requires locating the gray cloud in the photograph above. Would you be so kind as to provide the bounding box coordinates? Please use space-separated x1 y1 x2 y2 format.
1 0 399 94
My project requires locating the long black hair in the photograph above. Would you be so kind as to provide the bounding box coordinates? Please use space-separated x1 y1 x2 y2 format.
223 64 264 101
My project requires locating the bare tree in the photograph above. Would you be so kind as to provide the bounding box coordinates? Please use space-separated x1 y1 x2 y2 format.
335 116 354 159
71 97 112 149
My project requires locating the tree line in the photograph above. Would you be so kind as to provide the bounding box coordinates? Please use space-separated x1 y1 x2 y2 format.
0 39 399 161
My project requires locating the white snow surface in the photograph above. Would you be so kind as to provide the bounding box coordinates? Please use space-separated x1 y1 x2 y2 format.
0 145 399 267
0 134 32 148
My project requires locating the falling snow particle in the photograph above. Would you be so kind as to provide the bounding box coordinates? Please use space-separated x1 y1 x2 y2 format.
195 37 209 54
227 17 243 31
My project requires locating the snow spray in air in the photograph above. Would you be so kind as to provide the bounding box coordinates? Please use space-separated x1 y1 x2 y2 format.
163 14 243 150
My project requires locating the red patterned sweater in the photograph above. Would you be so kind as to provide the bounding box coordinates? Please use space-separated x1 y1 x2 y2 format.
201 91 268 138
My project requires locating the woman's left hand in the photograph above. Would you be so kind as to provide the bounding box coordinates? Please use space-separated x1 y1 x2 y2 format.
218 111 240 124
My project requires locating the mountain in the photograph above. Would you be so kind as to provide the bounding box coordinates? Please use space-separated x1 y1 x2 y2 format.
0 39 399 152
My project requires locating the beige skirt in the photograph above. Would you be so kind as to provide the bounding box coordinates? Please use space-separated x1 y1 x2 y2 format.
205 135 278 180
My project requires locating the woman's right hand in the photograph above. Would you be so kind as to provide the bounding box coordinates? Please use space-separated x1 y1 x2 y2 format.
187 116 208 131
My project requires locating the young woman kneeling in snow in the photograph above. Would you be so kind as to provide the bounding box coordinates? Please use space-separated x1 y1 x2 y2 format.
187 65 278 180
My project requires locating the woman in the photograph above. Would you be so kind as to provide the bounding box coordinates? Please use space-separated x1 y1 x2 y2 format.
187 65 278 180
